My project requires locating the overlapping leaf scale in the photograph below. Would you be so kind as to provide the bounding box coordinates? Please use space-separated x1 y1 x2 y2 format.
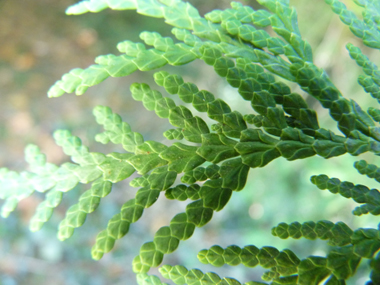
280 93 320 136
290 62 380 140
202 41 294 83
98 152 136 182
90 133 162 176
261 0 313 63
96 86 209 175
219 158 250 191
354 159 380 183
205 2 272 28
272 221 362 284
3 130 110 228
289 62 341 108
0 145 58 218
158 143 205 173
251 90 288 136
165 184 201 201
197 133 239 164
48 43 199 97
68 0 231 43
199 179 233 211
235 58 282 100
200 45 261 99
130 82 210 144
347 43 380 85
235 60 320 136
198 46 318 138
297 256 332 285
162 1 245 45
325 247 361 281
369 251 380 284
260 221 360 284
57 0 312 101
206 1 311 65
133 199 214 273
180 167 209 185
313 127 380 156
162 3 227 44
351 228 380 259
57 178 112 240
237 126 380 169
55 0 247 98
154 70 247 139
354 0 380 31
129 166 177 190
93 105 144 152
325 0 380 49
48 55 136 97
92 166 177 260
347 43 380 103
53 130 106 183
183 164 221 184
211 111 249 139
198 245 301 283
220 17 286 56
32 132 129 233
167 164 242 202
311 174 380 215
94 105 171 176
112 131 204 177
19 146 56 191
358 75 380 103
27 188 63 233
368 107 380 123
280 128 338 159
139 31 199 65
171 28 203 48
236 128 298 167
272 220 353 246
159 264 243 285
49 37 199 98
136 273 169 285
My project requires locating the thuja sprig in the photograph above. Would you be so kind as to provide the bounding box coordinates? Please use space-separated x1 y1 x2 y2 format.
0 130 110 230
2 0 380 284
311 173 380 216
325 0 380 49
159 265 245 285
354 159 380 183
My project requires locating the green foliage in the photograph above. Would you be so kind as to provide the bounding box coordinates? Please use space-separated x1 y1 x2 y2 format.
1 0 380 284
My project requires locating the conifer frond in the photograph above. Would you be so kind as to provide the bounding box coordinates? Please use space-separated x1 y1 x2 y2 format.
159 264 243 285
136 273 169 285
311 174 380 216
272 220 353 246
325 0 380 49
354 159 380 183
2 0 380 283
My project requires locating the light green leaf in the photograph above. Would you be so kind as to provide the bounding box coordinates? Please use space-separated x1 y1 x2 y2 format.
197 133 238 163
98 153 135 182
160 143 205 173
219 158 250 191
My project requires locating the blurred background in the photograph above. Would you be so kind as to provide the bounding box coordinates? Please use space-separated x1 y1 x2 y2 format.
0 0 379 284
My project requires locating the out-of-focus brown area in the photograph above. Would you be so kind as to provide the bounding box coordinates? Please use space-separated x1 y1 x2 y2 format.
0 0 109 170
0 0 378 284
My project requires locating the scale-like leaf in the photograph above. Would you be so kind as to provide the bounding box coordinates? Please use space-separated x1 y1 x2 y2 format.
160 143 205 173
4 1 380 284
